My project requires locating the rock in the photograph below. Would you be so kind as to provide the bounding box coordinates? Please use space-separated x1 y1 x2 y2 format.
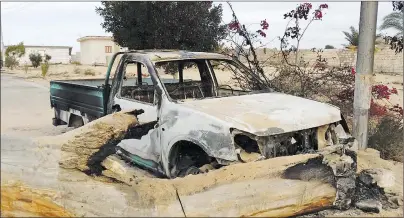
350 139 359 151
323 153 354 176
390 196 403 206
333 173 357 210
359 168 395 189
355 199 382 213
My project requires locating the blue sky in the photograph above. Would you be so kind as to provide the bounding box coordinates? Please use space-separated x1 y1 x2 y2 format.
1 1 399 53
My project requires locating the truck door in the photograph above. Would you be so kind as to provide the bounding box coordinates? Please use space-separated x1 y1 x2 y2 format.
112 60 161 166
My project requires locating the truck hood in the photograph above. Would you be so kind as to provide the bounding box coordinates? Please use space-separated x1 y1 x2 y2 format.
180 93 342 136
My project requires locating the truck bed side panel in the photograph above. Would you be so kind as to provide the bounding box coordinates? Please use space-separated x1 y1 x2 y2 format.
50 80 105 118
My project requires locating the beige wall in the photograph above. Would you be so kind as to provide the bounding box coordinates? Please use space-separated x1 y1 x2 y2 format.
80 39 122 66
17 47 71 65
255 46 403 74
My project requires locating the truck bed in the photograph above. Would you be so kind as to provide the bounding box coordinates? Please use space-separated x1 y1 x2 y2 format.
50 79 108 119
50 78 179 120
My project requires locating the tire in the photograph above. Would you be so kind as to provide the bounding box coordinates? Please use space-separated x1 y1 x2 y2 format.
52 118 61 126
69 115 84 128
178 166 203 177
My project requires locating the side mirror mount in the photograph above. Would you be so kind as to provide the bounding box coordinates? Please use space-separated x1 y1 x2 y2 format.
154 86 163 108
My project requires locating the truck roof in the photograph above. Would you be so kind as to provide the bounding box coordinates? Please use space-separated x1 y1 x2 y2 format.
125 50 232 62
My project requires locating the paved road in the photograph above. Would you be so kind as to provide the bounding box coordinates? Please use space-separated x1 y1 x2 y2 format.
0 74 152 216
1 74 63 136
1 74 69 183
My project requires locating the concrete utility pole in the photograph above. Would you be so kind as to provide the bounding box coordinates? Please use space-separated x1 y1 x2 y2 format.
353 1 378 150
1 3 3 62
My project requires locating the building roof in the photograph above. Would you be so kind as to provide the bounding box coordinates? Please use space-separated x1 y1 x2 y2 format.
124 50 231 62
77 36 113 42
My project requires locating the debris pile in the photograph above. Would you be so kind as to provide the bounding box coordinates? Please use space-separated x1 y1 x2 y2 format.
98 145 366 216
51 110 402 217
354 167 399 213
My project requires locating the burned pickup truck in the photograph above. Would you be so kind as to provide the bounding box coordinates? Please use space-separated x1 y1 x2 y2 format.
50 50 354 178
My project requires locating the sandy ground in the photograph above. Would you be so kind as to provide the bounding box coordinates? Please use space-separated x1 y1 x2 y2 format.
0 74 181 217
4 63 403 107
1 72 402 217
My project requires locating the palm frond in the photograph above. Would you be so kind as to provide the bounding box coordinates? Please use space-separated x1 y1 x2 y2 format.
342 26 359 46
379 11 404 32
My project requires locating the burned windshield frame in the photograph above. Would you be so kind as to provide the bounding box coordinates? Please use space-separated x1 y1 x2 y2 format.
208 59 275 93
153 60 214 101
152 58 272 102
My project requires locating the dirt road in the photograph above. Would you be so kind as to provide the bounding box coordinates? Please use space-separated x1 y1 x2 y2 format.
1 74 175 217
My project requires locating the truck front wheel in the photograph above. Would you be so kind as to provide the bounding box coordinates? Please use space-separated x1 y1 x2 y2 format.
178 166 203 177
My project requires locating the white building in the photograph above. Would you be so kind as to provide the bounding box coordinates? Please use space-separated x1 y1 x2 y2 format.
77 36 127 66
4 45 72 65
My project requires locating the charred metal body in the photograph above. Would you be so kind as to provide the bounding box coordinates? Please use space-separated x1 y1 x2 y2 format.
50 50 355 179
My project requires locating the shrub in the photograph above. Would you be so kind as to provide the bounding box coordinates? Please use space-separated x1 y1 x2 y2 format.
84 69 96 76
45 54 51 62
73 67 81 74
5 42 25 58
324 45 335 49
29 53 42 68
5 56 18 69
71 61 81 66
41 62 49 77
368 116 403 162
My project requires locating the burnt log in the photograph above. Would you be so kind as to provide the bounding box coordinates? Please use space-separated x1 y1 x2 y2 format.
58 109 156 175
100 146 359 217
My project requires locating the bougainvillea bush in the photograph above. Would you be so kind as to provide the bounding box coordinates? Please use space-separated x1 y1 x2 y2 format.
224 2 403 161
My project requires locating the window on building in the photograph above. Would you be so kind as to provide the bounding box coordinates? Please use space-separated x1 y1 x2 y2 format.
105 46 112 53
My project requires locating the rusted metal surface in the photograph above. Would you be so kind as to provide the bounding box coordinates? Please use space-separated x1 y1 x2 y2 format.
180 92 342 136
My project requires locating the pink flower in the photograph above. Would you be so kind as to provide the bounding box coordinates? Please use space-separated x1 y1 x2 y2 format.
320 4 328 9
351 67 356 75
314 10 323 19
260 19 269 30
256 30 266 37
303 3 312 9
228 21 240 31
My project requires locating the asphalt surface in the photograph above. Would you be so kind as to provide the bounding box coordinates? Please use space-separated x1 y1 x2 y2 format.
1 74 69 183
0 74 145 216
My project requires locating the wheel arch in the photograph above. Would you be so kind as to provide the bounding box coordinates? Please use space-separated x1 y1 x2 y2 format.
165 137 214 177
68 113 84 128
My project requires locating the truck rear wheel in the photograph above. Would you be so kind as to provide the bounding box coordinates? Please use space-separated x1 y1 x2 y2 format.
69 114 84 128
